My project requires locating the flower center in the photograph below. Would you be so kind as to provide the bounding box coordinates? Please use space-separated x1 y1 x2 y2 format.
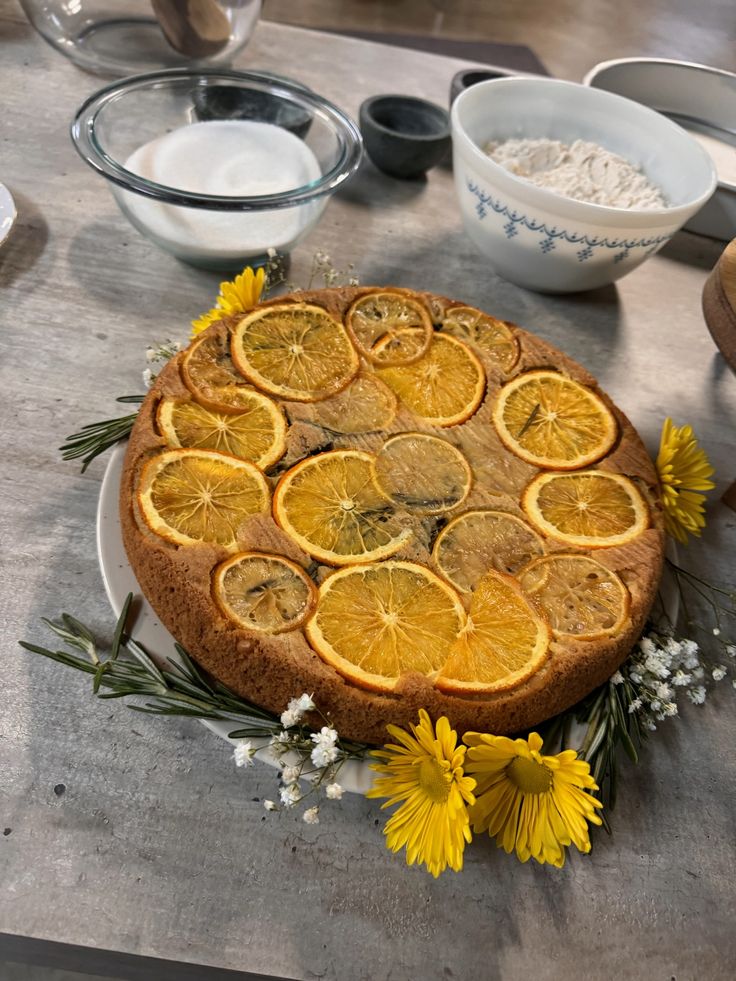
506 756 553 794
417 757 451 803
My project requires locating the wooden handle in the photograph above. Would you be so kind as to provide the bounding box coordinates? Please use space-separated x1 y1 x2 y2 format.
151 0 231 58
702 237 736 373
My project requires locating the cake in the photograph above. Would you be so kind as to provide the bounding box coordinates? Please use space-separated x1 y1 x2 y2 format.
120 286 664 744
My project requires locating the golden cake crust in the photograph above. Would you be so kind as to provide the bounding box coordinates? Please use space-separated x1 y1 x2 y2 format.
120 286 665 744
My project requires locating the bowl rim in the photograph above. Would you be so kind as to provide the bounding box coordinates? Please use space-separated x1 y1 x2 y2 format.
450 76 718 224
583 57 736 194
70 68 363 212
359 94 451 141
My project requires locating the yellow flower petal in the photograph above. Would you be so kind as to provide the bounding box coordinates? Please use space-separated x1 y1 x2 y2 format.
190 265 267 338
190 307 225 337
656 417 715 544
464 731 603 867
368 712 475 877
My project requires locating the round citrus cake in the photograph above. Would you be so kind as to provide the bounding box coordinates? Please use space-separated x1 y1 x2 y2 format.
120 286 665 744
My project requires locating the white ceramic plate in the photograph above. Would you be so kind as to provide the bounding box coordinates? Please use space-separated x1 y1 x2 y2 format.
0 183 17 249
96 442 375 795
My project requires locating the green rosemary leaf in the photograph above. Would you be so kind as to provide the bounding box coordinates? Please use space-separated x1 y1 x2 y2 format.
110 594 132 661
17 641 97 674
92 661 108 694
584 718 609 765
60 397 143 472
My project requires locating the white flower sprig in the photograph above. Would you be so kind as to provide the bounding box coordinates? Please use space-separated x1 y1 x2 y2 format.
229 692 360 824
611 628 730 731
142 339 182 388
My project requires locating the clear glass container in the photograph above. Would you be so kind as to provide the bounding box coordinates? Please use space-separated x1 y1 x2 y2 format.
70 70 363 270
19 0 261 77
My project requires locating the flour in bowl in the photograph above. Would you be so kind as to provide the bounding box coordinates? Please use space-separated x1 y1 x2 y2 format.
485 137 666 209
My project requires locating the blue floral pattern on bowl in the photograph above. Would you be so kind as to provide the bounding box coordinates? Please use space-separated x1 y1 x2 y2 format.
467 179 670 263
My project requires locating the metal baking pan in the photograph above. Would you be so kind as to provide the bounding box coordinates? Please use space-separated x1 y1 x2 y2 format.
584 58 736 241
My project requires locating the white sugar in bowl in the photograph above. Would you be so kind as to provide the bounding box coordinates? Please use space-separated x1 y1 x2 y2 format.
451 77 717 293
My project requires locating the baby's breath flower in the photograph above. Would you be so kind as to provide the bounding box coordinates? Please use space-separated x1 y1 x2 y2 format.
303 806 320 825
279 784 302 808
611 670 624 685
713 627 721 637
653 681 673 700
726 645 736 658
142 368 154 389
627 697 643 713
281 765 301 785
687 686 707 705
325 782 343 800
263 799 277 812
672 670 692 687
280 693 316 728
712 666 727 681
310 726 339 767
233 740 256 768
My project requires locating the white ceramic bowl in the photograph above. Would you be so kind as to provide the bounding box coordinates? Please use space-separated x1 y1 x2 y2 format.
451 77 717 293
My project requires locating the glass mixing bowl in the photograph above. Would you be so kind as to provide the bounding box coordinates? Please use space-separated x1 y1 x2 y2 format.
19 0 261 77
70 69 363 270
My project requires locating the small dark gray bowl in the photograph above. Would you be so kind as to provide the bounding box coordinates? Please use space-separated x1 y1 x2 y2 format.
449 68 516 105
359 94 451 179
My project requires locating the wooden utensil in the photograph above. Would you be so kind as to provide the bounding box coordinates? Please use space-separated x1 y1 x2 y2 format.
702 236 736 373
151 0 230 58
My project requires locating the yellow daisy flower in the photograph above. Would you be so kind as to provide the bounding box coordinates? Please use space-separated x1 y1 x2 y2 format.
367 710 476 878
464 731 603 868
190 307 226 336
191 265 266 337
656 417 715 544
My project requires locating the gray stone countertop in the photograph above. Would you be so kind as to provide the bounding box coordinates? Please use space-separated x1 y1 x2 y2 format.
1 7 735 981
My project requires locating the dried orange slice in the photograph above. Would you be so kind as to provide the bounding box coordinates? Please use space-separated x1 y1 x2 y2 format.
180 326 255 412
436 571 550 694
138 448 270 550
441 306 519 372
345 291 433 366
156 395 286 470
273 449 412 565
231 303 359 402
376 334 486 427
433 509 545 592
309 373 398 434
492 370 617 469
372 432 472 514
305 561 466 692
522 470 649 548
519 554 630 639
213 551 317 634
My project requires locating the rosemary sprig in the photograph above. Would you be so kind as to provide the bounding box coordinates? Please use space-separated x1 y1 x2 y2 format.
19 596 367 758
60 395 144 472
